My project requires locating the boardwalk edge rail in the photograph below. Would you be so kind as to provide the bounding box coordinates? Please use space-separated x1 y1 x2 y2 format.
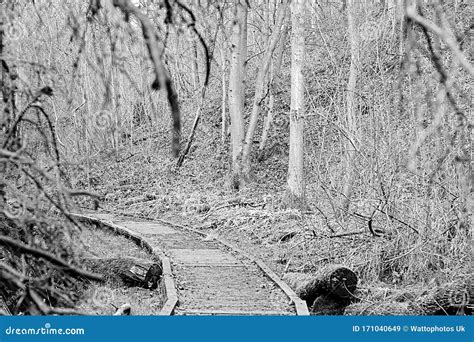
152 218 310 316
73 212 309 316
71 213 179 316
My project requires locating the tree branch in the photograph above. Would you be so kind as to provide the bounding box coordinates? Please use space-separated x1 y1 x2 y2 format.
406 4 474 78
111 0 181 157
0 235 103 281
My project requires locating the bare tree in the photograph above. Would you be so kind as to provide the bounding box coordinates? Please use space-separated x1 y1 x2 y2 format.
228 0 248 189
258 16 289 159
240 0 288 179
286 0 306 207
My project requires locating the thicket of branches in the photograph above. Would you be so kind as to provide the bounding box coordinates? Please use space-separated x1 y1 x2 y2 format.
0 0 472 314
0 0 208 314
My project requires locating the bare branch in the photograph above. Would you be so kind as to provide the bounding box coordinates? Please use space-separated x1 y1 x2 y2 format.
111 0 181 157
406 4 474 78
0 235 103 281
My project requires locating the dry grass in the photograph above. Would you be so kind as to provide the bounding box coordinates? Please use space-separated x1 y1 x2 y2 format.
72 2 471 315
75 226 165 315
88 131 471 313
79 226 151 260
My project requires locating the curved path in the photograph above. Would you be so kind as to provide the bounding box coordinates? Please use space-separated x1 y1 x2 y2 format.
76 211 308 316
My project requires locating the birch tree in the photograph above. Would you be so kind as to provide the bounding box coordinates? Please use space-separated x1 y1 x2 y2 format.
228 0 248 189
286 0 306 207
258 17 289 159
241 0 288 179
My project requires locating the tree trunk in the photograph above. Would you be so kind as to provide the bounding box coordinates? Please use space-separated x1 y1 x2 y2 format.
192 41 200 90
286 0 306 207
176 85 207 167
0 17 7 207
241 0 288 178
228 0 248 189
341 0 360 214
258 17 289 160
221 47 228 143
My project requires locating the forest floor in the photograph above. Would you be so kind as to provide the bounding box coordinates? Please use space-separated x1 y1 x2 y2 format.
75 226 165 315
79 126 470 315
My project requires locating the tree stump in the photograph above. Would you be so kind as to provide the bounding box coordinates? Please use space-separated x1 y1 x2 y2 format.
284 265 358 315
82 257 162 290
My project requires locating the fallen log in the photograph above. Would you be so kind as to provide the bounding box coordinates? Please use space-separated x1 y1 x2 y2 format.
122 193 157 206
284 265 358 304
311 294 349 315
411 280 473 315
345 302 415 315
345 279 472 316
82 257 162 290
283 265 358 315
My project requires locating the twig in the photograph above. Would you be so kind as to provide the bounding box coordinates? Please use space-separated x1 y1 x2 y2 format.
375 208 420 235
0 236 103 281
406 4 474 78
28 288 87 315
115 153 135 163
203 201 265 219
0 263 26 289
111 0 181 157
329 230 365 238
177 12 222 167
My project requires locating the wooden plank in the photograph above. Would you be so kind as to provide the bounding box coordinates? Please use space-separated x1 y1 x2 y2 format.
153 218 309 316
253 259 310 316
216 239 309 315
119 222 179 235
75 212 307 316
159 257 179 316
177 309 290 316
71 213 156 255
169 249 242 266
71 213 179 316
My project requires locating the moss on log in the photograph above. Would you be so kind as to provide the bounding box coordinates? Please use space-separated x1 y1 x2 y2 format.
284 265 358 315
285 265 358 305
82 257 162 289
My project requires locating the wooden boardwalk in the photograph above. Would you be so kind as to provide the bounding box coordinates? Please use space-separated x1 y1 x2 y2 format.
76 212 308 316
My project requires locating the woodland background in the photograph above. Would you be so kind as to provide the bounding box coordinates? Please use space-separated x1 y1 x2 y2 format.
0 0 472 315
